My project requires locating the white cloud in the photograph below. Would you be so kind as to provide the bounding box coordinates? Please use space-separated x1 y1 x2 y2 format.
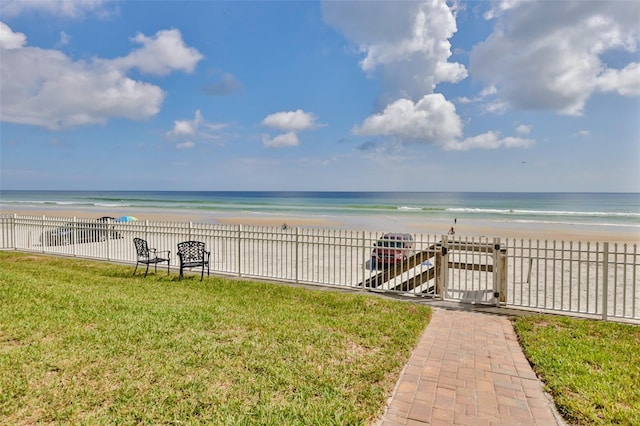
171 121 196 136
0 21 26 49
484 100 508 115
470 1 640 115
167 110 203 137
58 31 71 46
353 94 463 146
0 46 164 129
597 63 640 96
261 109 318 132
454 85 497 106
0 23 202 130
166 110 228 147
444 131 534 151
323 1 533 153
479 85 497 98
0 0 110 18
322 0 466 102
110 29 204 76
353 94 535 151
176 141 195 150
515 124 531 135
262 132 299 148
261 110 318 148
482 0 518 20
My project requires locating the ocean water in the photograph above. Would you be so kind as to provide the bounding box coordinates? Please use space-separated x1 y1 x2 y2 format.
1 190 639 231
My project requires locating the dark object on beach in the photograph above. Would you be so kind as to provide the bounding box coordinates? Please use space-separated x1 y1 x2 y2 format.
40 221 109 246
371 233 414 270
97 216 123 239
177 240 211 281
97 216 116 222
133 237 170 277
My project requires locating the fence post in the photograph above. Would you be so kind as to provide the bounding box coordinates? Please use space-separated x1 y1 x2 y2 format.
72 217 77 257
499 247 508 304
492 238 499 306
436 235 449 299
12 214 17 251
361 231 367 287
237 224 242 277
492 238 500 307
106 222 111 261
295 227 299 284
602 242 609 321
41 215 45 254
435 244 442 296
443 235 449 299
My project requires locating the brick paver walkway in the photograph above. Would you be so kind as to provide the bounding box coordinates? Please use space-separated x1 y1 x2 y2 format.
377 308 565 426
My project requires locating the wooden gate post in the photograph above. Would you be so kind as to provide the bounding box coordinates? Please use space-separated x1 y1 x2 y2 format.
499 248 507 304
491 238 507 306
435 236 449 298
435 246 442 296
492 238 500 306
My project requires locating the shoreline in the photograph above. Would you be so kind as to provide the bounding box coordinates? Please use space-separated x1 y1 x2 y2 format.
1 206 639 244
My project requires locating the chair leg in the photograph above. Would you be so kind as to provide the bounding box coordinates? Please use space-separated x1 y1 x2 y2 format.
166 260 170 275
133 262 139 275
200 265 204 281
144 263 150 277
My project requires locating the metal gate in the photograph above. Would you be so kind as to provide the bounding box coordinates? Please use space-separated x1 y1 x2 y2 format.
440 237 507 306
358 236 507 306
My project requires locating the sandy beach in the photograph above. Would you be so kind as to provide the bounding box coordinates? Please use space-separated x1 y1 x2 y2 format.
1 206 639 244
0 207 342 229
2 204 638 322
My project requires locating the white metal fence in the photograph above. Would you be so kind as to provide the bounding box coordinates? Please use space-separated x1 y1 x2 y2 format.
1 214 638 323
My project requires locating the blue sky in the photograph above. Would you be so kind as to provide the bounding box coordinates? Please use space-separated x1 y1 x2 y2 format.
1 0 639 192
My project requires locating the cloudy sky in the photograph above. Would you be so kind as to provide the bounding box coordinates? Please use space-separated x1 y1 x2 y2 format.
1 0 639 192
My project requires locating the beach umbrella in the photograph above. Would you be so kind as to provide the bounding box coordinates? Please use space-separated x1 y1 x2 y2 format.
116 215 138 223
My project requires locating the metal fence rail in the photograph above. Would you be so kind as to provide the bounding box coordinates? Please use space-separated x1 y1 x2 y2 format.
504 239 638 321
1 214 638 323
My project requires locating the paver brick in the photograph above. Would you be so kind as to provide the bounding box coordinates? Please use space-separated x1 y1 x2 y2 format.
376 308 564 426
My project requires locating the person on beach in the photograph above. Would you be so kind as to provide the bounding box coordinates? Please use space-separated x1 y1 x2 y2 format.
449 227 455 235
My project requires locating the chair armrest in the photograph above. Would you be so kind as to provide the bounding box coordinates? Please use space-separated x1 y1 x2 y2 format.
150 248 170 258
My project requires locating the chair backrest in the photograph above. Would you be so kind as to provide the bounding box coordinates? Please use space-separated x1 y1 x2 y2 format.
177 241 206 262
133 237 150 257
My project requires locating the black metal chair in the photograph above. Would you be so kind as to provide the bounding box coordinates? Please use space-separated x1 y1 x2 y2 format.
133 237 170 277
177 240 210 281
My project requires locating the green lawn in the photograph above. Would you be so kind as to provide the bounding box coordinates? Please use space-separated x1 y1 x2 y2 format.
3 251 638 425
0 251 431 425
514 315 640 425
